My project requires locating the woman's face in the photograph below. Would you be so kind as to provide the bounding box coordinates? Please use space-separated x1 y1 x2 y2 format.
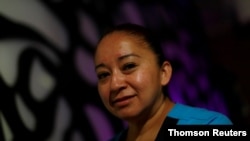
94 31 171 120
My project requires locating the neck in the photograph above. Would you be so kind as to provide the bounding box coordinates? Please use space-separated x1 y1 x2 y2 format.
126 97 174 141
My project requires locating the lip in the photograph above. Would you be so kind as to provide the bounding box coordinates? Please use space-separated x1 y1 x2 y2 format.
112 95 135 107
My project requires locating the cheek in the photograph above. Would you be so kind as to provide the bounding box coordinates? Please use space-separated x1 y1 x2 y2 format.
98 85 109 101
132 68 160 90
133 70 152 88
98 85 114 112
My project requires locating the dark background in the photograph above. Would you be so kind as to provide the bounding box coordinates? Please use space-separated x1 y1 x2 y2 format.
0 0 249 141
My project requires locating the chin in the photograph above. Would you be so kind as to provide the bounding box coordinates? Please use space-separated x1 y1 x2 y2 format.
117 112 140 121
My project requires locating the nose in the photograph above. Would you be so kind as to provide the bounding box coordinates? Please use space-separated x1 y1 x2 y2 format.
110 70 127 95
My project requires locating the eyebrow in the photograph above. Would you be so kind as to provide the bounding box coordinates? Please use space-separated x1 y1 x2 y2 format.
95 54 140 71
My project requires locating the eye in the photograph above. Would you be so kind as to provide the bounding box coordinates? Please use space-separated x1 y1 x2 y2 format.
122 63 137 71
97 72 110 80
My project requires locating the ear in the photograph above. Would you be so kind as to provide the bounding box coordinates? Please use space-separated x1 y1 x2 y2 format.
160 61 172 86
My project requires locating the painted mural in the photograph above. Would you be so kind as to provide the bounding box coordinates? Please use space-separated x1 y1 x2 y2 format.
0 0 244 141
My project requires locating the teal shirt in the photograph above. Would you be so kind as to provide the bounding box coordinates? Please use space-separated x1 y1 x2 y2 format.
109 103 233 141
168 103 233 125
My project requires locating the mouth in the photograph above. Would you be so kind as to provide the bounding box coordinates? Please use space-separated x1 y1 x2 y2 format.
111 95 135 107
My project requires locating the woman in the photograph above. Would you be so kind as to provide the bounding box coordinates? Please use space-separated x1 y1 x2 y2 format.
94 23 232 141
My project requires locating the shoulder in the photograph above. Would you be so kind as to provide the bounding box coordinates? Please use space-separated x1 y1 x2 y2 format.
108 129 127 141
167 103 233 125
108 135 120 141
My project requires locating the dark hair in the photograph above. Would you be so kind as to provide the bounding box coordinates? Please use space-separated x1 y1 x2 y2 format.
97 23 166 67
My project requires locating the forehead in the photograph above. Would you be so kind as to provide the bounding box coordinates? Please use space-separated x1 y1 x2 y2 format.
101 31 141 45
94 31 158 66
96 31 150 54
